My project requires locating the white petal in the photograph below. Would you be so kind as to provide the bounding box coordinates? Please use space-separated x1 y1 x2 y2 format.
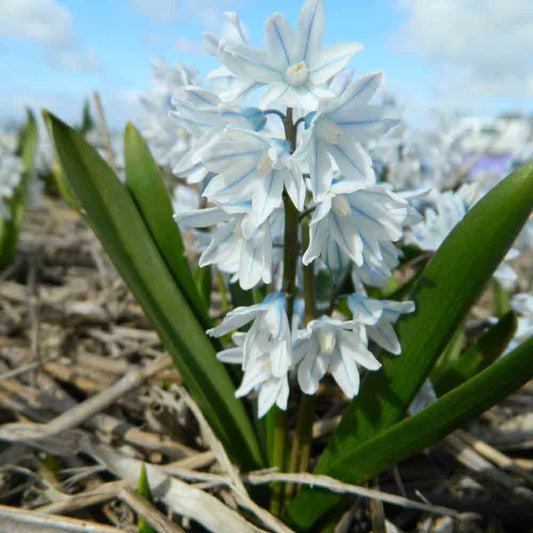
338 330 381 370
174 207 228 228
264 13 296 69
330 349 360 398
302 217 328 265
217 347 244 364
347 294 384 325
207 304 265 337
297 342 329 395
276 376 290 411
327 138 375 183
323 72 383 114
295 0 325 62
308 139 332 201
236 364 267 398
221 41 284 83
252 170 284 226
270 340 292 378
334 106 400 142
368 321 402 355
258 82 292 110
283 164 306 212
258 377 285 418
328 211 364 266
308 42 363 85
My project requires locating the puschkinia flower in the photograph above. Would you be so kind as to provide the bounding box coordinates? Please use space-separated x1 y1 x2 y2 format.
408 187 519 289
171 87 266 183
347 294 414 355
174 204 275 290
294 316 381 398
303 182 409 268
208 293 292 378
510 293 533 349
201 128 305 225
216 0 362 110
217 333 289 418
294 72 399 200
0 144 23 219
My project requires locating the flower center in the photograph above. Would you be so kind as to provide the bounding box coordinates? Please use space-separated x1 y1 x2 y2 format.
317 328 336 354
285 62 308 87
256 152 274 176
332 196 351 218
320 121 342 143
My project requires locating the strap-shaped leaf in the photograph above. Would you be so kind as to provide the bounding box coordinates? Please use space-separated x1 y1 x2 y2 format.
286 336 533 530
124 123 209 329
43 111 263 469
285 161 533 528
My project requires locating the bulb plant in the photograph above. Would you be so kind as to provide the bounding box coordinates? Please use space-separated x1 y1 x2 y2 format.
42 0 533 528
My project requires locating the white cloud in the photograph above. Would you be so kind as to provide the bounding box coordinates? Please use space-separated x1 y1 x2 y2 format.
0 0 98 71
397 0 533 99
132 0 242 29
132 0 180 22
173 36 202 54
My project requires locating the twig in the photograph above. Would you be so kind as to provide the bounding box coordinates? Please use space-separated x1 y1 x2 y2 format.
0 503 127 532
243 472 459 517
92 91 116 172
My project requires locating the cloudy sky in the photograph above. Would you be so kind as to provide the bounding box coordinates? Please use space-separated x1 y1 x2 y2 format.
1 0 533 130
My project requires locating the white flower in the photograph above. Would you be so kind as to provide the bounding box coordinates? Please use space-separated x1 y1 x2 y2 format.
201 128 305 226
174 204 274 290
295 316 380 398
303 181 409 268
218 333 290 418
0 144 24 219
217 0 362 111
408 187 519 289
347 294 414 355
209 293 292 377
294 72 398 200
139 58 198 168
171 87 266 183
510 293 533 348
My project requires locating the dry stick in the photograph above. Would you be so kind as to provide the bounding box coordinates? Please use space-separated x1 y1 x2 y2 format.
0 355 172 444
455 429 533 487
243 472 458 518
0 355 59 381
98 483 186 533
92 91 116 172
442 433 533 505
0 503 127 533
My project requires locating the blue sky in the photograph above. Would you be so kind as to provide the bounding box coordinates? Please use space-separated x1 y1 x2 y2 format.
1 0 533 130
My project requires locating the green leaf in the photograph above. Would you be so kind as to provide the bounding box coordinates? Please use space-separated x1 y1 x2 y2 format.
137 464 157 533
194 264 212 310
429 324 466 392
124 123 209 329
432 311 517 396
285 160 533 529
286 336 533 530
492 278 511 317
43 111 263 469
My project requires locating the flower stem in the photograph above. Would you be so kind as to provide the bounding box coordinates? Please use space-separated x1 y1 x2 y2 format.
269 107 300 516
285 220 316 501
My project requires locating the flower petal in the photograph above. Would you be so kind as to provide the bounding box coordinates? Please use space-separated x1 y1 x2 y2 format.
330 349 360 398
308 42 363 85
295 0 325 62
207 304 265 337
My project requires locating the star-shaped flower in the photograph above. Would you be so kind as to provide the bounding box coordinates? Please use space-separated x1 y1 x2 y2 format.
217 0 362 111
294 316 381 398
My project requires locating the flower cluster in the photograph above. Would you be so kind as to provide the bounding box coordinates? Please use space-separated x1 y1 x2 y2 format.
0 143 24 220
171 0 417 416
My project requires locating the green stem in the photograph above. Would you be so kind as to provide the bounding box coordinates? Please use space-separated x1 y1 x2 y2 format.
285 220 316 501
269 107 300 516
492 278 511 318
